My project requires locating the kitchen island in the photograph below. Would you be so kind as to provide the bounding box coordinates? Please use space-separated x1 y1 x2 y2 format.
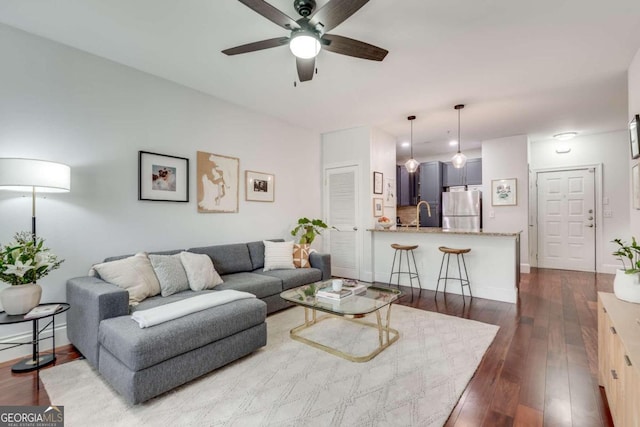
369 227 521 303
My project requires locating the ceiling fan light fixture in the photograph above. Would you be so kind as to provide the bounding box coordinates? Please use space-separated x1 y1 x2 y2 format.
289 32 321 59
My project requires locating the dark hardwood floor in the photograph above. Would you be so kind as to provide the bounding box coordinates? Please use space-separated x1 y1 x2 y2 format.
0 268 615 426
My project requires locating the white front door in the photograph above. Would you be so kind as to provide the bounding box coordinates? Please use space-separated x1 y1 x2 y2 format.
537 168 596 272
324 165 360 279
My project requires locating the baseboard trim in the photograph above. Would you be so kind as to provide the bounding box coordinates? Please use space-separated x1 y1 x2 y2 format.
600 264 620 275
521 264 531 274
0 324 69 364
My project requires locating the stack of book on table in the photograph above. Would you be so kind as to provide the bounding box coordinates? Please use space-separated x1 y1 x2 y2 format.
24 304 63 319
316 286 353 301
342 280 367 295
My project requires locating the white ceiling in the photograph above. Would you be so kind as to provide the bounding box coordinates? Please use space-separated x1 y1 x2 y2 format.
1 0 639 160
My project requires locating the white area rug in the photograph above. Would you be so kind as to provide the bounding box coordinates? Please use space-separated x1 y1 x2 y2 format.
41 305 498 427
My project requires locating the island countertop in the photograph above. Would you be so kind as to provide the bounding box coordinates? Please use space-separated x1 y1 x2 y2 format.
366 227 521 237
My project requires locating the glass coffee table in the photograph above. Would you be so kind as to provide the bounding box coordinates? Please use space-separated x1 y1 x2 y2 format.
280 281 402 362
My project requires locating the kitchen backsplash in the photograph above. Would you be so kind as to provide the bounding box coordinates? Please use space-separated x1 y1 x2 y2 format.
397 206 417 225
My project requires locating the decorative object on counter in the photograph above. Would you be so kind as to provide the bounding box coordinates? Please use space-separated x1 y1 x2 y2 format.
612 237 640 303
491 178 517 206
373 198 384 217
373 171 383 194
197 151 239 213
404 115 419 173
0 232 63 315
0 157 71 241
388 243 421 302
384 177 395 207
630 114 640 159
436 246 472 302
290 217 333 244
634 164 640 210
245 170 274 202
451 104 467 169
377 216 393 229
138 151 189 202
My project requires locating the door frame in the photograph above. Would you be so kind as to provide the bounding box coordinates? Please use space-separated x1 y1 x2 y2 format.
323 162 362 280
529 163 602 272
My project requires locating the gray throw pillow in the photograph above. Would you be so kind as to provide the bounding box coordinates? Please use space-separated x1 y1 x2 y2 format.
148 254 190 297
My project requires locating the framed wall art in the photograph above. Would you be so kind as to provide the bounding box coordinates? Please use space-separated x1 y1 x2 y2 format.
245 170 274 202
633 163 640 210
138 151 189 202
373 197 384 217
373 171 383 194
491 178 517 206
384 177 396 207
197 151 239 213
630 114 640 159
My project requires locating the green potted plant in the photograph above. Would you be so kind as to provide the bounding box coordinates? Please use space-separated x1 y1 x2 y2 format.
0 232 64 315
290 217 332 245
612 238 640 303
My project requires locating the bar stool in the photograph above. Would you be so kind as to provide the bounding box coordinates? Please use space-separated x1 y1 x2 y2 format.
436 246 472 299
388 244 421 302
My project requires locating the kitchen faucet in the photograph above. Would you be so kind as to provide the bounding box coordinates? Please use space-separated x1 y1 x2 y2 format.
416 200 431 229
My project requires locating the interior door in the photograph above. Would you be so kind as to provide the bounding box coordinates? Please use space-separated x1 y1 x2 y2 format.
325 165 360 279
537 168 595 271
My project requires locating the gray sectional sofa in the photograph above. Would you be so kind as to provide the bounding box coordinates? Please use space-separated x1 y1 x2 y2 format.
66 239 330 404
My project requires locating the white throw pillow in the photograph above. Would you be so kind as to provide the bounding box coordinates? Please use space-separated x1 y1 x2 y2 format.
92 253 161 305
149 254 190 297
263 240 295 271
180 251 223 291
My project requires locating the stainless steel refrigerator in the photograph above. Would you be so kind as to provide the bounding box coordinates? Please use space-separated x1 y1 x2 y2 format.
442 190 481 231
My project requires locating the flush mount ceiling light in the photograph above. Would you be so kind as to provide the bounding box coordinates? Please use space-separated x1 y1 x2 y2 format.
404 116 419 173
401 141 410 147
451 104 467 169
289 32 321 59
553 132 578 141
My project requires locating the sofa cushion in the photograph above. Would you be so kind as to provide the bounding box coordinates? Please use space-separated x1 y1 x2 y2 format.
148 254 190 297
92 253 161 304
98 295 266 371
216 272 282 299
188 244 253 275
263 241 295 271
104 249 182 263
247 239 284 270
255 268 322 291
180 251 223 291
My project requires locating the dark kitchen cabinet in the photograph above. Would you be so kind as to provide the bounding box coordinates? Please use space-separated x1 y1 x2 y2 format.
397 165 419 206
443 158 482 187
419 161 443 227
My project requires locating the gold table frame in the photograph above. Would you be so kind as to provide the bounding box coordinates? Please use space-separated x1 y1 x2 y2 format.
288 300 400 363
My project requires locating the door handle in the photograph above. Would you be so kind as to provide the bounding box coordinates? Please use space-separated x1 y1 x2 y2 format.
586 224 594 228
353 227 358 231
588 216 593 220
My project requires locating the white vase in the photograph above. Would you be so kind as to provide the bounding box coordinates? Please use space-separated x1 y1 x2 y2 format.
0 283 42 315
613 270 640 304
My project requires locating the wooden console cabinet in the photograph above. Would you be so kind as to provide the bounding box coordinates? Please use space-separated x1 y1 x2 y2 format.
598 292 640 426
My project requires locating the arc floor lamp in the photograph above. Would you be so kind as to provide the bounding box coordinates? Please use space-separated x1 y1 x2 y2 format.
0 158 71 240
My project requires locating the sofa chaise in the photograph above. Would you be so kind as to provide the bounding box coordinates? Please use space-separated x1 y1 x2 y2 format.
66 239 330 404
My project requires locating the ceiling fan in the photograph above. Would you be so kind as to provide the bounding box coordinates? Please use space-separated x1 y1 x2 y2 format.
222 0 388 83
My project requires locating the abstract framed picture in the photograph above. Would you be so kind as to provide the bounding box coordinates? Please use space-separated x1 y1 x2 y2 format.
630 114 640 159
197 151 239 213
373 197 384 217
138 151 189 202
384 177 396 207
373 171 383 194
633 163 640 210
491 178 517 206
245 170 274 202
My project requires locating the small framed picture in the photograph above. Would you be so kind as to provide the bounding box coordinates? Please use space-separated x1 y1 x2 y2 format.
373 197 384 217
373 171 383 194
633 164 640 210
245 170 274 202
384 177 396 207
138 151 189 202
630 115 640 159
491 178 517 206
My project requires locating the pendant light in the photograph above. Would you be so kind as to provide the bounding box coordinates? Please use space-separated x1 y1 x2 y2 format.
451 104 467 169
404 115 419 173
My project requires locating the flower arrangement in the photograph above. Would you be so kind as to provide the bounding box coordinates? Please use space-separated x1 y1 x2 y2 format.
0 232 63 286
612 237 640 274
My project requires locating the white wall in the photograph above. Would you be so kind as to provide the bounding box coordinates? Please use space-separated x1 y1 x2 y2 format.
0 24 321 357
529 131 629 272
481 135 530 270
629 47 640 237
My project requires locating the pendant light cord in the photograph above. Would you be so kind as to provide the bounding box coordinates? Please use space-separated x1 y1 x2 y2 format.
457 108 461 154
410 119 414 158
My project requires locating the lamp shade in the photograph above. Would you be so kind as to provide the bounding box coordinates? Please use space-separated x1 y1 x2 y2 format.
0 158 70 192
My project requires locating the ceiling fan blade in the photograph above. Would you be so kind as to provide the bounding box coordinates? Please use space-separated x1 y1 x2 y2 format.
309 0 369 33
238 0 300 30
296 57 315 82
222 37 290 56
322 34 388 61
